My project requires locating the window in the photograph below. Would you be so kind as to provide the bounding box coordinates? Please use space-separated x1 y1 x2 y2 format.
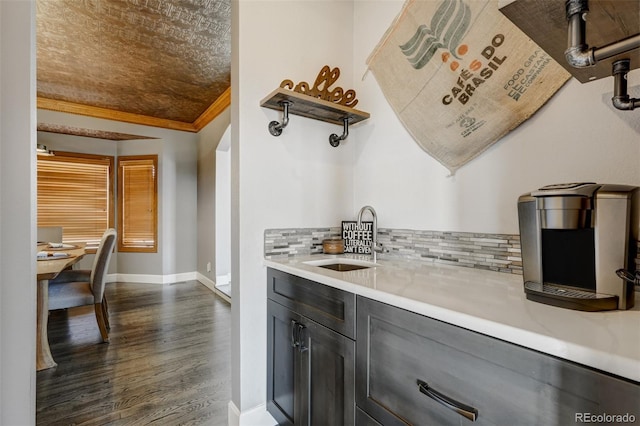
37 152 114 250
118 155 158 252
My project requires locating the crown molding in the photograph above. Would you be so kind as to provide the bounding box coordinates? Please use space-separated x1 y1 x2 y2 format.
192 87 231 131
37 90 231 133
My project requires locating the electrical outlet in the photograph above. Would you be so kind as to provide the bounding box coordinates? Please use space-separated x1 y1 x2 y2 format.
206 262 211 272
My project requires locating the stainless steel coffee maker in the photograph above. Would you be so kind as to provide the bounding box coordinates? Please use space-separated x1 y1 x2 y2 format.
517 183 639 311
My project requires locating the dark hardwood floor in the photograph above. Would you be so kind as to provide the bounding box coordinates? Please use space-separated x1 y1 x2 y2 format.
37 281 231 426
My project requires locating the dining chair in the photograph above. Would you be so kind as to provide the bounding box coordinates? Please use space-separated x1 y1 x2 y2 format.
48 228 117 343
37 226 63 243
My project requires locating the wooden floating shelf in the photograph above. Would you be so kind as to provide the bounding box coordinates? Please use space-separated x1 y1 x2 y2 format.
260 88 370 126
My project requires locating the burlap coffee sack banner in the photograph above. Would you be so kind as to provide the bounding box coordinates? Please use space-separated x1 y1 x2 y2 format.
367 0 570 174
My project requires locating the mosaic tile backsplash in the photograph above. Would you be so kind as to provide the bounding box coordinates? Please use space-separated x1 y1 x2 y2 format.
377 229 523 274
265 228 640 278
264 228 341 258
265 227 523 274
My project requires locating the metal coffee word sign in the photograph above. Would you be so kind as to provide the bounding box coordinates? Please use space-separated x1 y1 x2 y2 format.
342 221 373 254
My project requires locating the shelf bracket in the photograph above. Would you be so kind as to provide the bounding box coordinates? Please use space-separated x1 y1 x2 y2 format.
268 101 292 136
612 59 640 111
329 117 349 147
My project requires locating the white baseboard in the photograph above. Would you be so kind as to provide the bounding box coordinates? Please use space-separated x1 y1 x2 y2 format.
106 271 197 285
228 401 240 426
228 401 277 426
196 272 216 291
197 272 231 303
216 272 231 285
105 271 231 302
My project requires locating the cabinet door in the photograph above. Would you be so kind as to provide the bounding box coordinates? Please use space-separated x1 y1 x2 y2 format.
267 300 298 426
356 296 640 426
299 313 356 426
268 299 356 426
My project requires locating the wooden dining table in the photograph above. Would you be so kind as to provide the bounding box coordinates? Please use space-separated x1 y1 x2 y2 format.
36 242 86 371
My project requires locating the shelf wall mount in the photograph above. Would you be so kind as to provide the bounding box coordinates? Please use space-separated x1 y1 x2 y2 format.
329 117 349 147
268 101 292 136
260 66 370 147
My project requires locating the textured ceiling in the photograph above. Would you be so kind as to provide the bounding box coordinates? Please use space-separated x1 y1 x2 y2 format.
36 0 231 132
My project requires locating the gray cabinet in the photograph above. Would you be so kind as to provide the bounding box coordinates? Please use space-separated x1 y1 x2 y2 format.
266 268 640 426
267 268 356 425
356 296 640 426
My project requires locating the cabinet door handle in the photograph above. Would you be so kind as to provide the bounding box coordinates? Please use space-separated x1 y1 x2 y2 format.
290 321 308 352
291 320 299 348
417 379 478 422
296 323 308 353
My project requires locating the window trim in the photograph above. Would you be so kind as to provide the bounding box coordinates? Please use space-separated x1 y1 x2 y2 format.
117 154 158 253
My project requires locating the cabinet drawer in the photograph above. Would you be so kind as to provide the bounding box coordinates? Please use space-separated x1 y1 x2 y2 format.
267 268 355 339
356 296 640 426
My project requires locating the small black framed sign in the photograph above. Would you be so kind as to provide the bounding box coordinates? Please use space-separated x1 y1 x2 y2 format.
341 221 373 254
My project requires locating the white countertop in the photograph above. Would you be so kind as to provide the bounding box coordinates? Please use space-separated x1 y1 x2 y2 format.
264 254 640 383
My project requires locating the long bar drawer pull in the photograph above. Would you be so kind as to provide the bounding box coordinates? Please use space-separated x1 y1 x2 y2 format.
417 379 479 422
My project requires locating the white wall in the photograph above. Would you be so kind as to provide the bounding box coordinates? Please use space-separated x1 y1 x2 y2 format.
161 136 198 276
0 0 37 423
352 1 640 235
232 0 357 418
197 108 231 281
215 125 232 281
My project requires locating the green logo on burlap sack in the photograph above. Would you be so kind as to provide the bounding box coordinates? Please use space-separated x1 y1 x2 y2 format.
400 0 471 70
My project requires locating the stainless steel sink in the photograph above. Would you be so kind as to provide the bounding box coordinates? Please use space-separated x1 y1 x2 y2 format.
317 263 371 272
303 258 377 272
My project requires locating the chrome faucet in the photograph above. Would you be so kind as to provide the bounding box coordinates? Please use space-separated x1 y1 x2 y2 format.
357 205 382 263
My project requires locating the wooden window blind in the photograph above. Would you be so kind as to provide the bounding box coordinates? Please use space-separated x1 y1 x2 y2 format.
37 152 114 249
118 155 158 252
